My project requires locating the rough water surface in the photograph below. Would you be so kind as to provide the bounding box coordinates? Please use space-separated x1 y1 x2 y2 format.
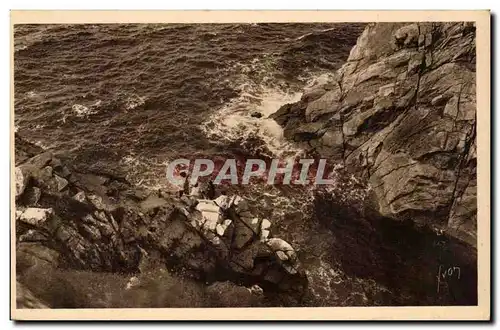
14 23 365 189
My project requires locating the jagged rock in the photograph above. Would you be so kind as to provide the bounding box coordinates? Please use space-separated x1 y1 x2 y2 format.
282 264 298 275
260 219 271 240
80 223 101 241
250 111 263 118
215 224 224 236
49 157 62 169
88 194 104 209
230 242 261 271
240 216 261 234
276 250 288 261
93 210 108 223
261 219 271 229
14 135 44 165
17 242 60 270
195 200 222 231
55 166 71 178
214 194 232 209
215 219 232 236
27 165 59 192
70 173 108 193
232 220 254 249
73 191 86 203
271 22 477 245
54 225 76 243
219 220 235 245
231 195 247 210
198 180 216 199
22 186 41 206
266 238 294 253
249 284 264 295
87 194 115 212
54 175 68 191
19 229 47 242
393 23 419 47
260 229 270 240
125 276 140 290
14 137 308 305
22 151 53 170
15 167 27 199
265 238 300 275
16 208 53 227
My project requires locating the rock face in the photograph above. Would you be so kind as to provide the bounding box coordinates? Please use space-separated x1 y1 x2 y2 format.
16 281 50 309
14 135 307 308
271 22 477 245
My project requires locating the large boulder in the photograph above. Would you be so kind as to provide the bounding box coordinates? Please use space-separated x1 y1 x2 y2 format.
176 194 307 294
16 207 53 227
271 22 477 245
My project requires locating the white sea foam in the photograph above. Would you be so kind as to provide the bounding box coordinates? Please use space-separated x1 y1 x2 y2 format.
26 91 37 99
201 70 339 159
125 95 146 110
33 140 51 149
302 72 337 92
72 102 100 118
119 154 172 191
201 82 305 158
295 27 336 41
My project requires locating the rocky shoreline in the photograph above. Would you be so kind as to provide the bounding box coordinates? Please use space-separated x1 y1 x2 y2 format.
15 22 478 308
15 134 311 308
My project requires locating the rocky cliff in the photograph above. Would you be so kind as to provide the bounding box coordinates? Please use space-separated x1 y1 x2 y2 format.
14 131 478 308
271 22 477 246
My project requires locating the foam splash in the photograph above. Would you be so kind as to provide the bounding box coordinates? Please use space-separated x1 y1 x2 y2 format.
26 91 37 99
201 68 340 160
124 95 146 111
202 87 304 158
295 27 337 41
71 100 101 118
119 154 169 191
33 140 51 150
301 72 337 93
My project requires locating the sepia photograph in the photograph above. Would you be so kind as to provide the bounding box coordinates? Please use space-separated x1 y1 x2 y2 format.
10 10 490 320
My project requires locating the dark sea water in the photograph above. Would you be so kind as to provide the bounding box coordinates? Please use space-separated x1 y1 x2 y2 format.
14 23 365 189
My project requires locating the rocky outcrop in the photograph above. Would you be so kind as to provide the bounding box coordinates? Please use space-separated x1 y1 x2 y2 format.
14 135 307 308
271 22 477 245
16 281 50 309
